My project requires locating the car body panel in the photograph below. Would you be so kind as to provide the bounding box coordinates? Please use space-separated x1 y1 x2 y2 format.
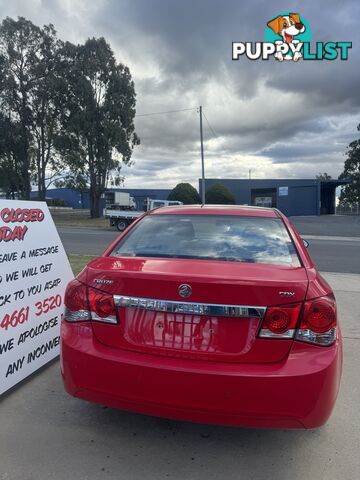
61 321 342 429
61 205 342 428
85 256 308 363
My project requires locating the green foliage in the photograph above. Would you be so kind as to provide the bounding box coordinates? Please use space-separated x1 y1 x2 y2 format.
55 172 89 192
0 17 139 212
205 183 236 204
167 183 201 204
0 113 24 197
316 172 332 180
0 17 42 198
31 24 69 199
56 37 139 217
0 17 68 199
339 124 360 206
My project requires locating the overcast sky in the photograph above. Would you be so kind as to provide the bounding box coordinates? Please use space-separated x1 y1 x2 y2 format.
1 0 359 189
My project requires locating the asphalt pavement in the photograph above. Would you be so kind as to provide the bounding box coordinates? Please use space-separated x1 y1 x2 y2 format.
290 215 360 237
58 226 117 256
58 225 360 274
1 271 359 480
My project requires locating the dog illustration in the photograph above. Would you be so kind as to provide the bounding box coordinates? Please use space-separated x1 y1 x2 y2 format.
267 13 306 62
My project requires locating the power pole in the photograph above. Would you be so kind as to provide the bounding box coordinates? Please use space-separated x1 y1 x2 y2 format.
199 105 205 205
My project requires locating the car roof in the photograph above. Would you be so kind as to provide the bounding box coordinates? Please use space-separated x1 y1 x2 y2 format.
150 204 279 218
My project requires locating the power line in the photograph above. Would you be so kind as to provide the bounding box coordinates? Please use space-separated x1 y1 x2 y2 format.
135 105 220 141
135 107 197 117
202 109 219 139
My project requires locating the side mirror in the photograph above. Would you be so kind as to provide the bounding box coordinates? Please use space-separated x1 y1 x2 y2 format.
302 239 309 248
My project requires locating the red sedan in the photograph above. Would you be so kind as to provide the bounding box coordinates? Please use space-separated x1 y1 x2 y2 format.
61 205 342 429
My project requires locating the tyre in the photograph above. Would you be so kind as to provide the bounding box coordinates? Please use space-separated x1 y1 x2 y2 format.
116 219 128 232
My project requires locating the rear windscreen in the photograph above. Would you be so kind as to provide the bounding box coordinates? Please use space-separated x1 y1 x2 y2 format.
111 214 301 267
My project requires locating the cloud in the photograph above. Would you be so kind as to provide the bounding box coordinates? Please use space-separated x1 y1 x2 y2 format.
0 0 359 188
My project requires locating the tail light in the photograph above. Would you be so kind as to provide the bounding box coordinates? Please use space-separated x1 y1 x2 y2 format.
295 295 337 346
258 295 337 346
64 279 117 324
259 303 302 338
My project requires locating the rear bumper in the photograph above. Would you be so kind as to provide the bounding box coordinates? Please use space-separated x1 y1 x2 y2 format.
60 321 342 429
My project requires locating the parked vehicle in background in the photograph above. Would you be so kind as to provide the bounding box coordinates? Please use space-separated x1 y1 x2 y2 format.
104 191 137 210
61 205 342 429
104 198 183 231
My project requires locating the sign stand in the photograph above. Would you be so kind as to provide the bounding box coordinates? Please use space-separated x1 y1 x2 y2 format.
0 200 74 395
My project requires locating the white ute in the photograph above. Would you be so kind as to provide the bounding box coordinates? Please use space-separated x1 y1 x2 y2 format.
104 198 183 231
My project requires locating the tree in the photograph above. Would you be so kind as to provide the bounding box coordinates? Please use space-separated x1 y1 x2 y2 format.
205 183 236 204
0 17 43 198
339 124 360 206
57 38 139 217
316 172 332 180
167 183 201 204
0 113 24 197
0 17 66 199
31 24 68 199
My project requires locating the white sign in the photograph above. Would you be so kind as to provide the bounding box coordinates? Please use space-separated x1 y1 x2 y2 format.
0 200 73 395
278 186 289 196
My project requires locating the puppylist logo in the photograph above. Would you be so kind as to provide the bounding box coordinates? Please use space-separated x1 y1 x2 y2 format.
232 12 352 62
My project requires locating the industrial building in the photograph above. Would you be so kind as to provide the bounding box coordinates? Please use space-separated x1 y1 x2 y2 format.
32 178 348 216
31 187 172 211
199 179 348 216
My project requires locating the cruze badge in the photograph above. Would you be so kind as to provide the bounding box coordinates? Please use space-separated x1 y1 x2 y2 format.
178 284 192 298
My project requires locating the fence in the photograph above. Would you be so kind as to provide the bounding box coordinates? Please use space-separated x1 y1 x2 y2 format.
336 204 360 215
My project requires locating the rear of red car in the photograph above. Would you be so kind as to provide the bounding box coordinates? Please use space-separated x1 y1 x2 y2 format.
60 206 342 428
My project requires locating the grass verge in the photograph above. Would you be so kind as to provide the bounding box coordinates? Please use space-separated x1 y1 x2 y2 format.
68 254 95 276
51 210 109 229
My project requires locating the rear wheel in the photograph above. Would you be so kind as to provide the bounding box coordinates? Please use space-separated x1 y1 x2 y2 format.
116 219 128 232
